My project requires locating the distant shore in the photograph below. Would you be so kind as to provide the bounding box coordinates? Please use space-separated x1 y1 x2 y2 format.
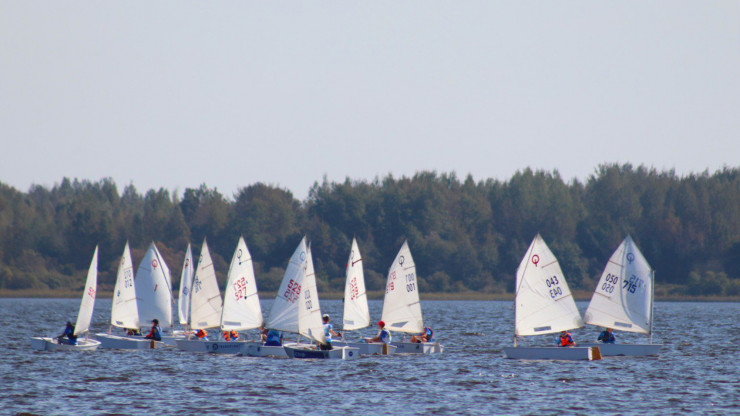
1 289 738 302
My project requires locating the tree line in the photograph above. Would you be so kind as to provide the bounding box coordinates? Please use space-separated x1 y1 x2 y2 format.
1 164 739 297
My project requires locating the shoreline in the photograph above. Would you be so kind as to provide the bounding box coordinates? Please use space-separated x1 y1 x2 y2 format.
1 289 738 302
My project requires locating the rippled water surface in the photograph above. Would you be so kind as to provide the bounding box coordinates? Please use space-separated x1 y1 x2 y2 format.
3 299 738 415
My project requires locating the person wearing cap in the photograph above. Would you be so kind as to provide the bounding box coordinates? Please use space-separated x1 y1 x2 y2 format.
320 314 342 351
367 320 391 344
556 330 575 347
144 319 162 341
57 321 77 345
597 327 615 344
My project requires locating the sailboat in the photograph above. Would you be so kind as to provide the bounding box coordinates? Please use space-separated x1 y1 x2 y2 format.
283 243 359 360
96 243 153 349
332 238 396 355
380 241 443 354
135 242 179 346
175 240 223 351
580 236 661 356
31 246 101 351
242 237 310 358
177 243 195 332
502 234 600 360
177 237 263 354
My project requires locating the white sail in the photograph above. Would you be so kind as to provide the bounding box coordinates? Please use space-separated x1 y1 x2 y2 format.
514 234 583 336
266 237 308 334
74 246 98 335
381 241 424 334
298 244 326 343
189 240 223 329
221 237 263 331
110 242 139 329
343 238 370 331
178 244 194 325
135 242 173 328
583 236 653 334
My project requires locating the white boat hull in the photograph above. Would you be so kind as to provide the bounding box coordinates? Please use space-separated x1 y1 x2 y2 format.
283 345 360 360
240 343 291 358
95 333 160 349
332 341 397 355
175 339 251 354
30 337 101 352
393 342 444 354
579 343 661 357
503 346 601 361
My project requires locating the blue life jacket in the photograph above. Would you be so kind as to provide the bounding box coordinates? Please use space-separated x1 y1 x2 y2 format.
324 323 333 343
598 330 615 343
153 325 162 341
265 330 282 346
424 327 433 342
379 329 391 343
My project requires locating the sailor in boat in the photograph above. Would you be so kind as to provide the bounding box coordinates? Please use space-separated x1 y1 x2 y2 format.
57 321 77 345
367 321 391 344
557 330 576 347
126 328 141 336
597 327 616 344
260 325 283 346
227 330 239 341
410 326 434 344
196 329 209 341
144 319 162 342
320 314 342 351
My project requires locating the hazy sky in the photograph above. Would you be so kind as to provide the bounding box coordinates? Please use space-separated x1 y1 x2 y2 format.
1 2 738 199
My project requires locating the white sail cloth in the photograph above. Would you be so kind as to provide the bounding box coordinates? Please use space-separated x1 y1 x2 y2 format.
178 244 195 326
343 238 370 331
381 241 424 334
221 237 263 331
135 242 173 328
584 236 653 334
514 234 583 336
110 242 139 329
189 240 223 330
74 246 98 335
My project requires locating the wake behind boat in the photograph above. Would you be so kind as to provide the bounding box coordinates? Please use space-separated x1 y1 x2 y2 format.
502 235 600 361
580 236 661 356
32 247 101 352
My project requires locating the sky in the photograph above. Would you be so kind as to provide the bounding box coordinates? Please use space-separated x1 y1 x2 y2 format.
1 1 738 200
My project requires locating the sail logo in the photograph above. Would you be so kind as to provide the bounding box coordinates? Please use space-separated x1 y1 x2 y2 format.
300 252 306 263
152 259 159 269
399 255 405 266
532 254 540 266
626 253 635 264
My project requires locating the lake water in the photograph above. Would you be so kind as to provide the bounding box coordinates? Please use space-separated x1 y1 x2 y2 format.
3 299 738 415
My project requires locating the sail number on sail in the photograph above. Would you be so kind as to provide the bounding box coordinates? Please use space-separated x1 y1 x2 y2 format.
349 277 359 300
233 276 248 301
601 273 619 293
405 273 416 292
545 276 562 298
304 289 312 310
123 269 133 288
284 279 301 303
623 274 645 294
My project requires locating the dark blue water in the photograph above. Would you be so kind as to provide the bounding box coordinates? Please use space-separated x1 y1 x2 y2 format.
3 299 738 415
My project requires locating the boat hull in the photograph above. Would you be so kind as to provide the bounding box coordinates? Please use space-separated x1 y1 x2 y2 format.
503 346 600 360
30 337 101 352
283 345 360 360
95 333 165 349
579 343 661 357
175 339 251 354
331 341 397 355
240 343 291 358
393 342 443 354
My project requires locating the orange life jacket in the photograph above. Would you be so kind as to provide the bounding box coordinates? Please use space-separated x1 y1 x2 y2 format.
223 331 231 341
196 329 207 339
559 332 574 347
230 331 238 340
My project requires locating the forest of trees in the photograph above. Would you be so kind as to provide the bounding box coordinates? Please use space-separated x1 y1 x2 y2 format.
1 164 739 297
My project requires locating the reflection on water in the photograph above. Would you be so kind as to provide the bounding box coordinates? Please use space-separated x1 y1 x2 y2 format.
3 299 738 415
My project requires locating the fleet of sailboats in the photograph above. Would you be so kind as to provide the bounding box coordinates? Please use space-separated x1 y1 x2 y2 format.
30 234 663 362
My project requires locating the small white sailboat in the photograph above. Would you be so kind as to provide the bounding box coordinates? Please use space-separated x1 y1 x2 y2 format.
175 240 225 352
242 237 311 358
31 247 101 351
96 243 153 349
177 237 263 354
580 236 661 356
332 238 396 355
380 241 442 354
135 242 180 346
502 234 600 360
283 243 359 360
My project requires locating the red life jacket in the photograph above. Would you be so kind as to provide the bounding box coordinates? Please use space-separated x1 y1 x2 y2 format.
559 332 574 346
196 329 207 339
223 331 230 341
